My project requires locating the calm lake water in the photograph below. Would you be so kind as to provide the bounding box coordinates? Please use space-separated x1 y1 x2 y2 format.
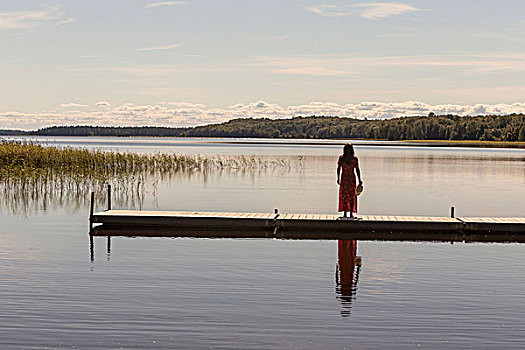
1 137 525 349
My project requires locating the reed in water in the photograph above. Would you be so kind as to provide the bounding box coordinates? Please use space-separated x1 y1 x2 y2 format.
0 140 295 214
0 140 290 177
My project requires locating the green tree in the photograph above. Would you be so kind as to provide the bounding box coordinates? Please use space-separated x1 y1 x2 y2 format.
519 126 525 142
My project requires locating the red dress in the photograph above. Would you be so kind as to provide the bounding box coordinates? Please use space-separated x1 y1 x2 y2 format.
338 156 358 213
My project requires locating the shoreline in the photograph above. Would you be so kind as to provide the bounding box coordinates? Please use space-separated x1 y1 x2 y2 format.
3 135 525 149
210 139 525 149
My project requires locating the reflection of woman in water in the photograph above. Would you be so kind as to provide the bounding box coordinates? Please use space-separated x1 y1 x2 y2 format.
337 143 362 218
336 240 361 317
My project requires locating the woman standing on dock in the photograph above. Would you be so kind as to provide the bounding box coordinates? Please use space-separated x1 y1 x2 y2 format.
337 144 363 219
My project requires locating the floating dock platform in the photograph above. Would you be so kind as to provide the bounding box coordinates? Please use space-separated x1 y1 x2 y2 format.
90 210 525 243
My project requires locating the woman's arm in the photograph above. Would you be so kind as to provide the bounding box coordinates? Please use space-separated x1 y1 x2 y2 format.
337 163 341 185
356 165 362 185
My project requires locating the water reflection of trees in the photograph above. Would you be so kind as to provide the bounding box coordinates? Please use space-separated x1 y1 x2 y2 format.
335 240 362 318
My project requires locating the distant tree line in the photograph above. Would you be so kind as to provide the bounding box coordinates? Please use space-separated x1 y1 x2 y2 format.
28 126 187 137
0 129 25 136
1 115 525 141
1 126 189 137
183 114 525 141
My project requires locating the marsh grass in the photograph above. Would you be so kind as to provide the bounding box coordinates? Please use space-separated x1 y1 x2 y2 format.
0 140 296 214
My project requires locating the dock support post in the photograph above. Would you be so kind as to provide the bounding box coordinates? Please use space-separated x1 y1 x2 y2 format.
107 236 111 260
272 209 280 238
451 206 455 218
89 191 95 262
90 235 94 262
89 191 95 232
107 185 112 211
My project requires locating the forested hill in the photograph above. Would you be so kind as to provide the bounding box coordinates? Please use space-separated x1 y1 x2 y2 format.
33 126 188 137
1 115 525 141
0 129 25 136
184 115 525 141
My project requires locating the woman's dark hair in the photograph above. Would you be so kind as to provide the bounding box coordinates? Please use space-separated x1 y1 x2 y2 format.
341 143 355 164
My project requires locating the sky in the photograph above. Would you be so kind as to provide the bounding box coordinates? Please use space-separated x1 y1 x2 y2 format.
1 0 524 129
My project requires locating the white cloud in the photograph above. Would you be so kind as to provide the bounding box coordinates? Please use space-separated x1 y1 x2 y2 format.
356 2 419 20
138 43 181 51
305 4 351 17
95 101 111 107
56 18 76 26
305 2 419 20
253 53 525 76
0 5 63 29
382 53 525 72
59 103 89 108
2 101 524 130
144 1 188 9
252 56 354 76
166 102 207 108
67 52 525 83
66 63 237 77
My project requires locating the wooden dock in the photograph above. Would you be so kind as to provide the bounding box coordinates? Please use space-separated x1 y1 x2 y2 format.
90 210 525 243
